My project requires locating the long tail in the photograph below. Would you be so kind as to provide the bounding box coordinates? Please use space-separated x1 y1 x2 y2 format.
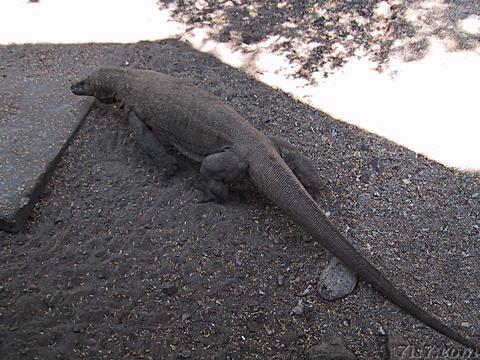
248 149 479 350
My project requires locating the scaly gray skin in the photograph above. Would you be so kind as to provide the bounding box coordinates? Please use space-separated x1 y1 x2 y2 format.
71 67 479 350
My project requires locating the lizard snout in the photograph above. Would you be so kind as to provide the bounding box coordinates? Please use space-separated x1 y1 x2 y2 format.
70 80 92 96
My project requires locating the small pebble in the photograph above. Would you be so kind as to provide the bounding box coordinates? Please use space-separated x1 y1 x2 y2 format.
318 257 357 301
162 283 178 296
301 284 313 296
378 325 386 336
179 349 192 358
360 168 372 183
359 143 370 151
292 301 304 316
306 336 355 360
28 285 39 292
370 157 384 172
374 1 392 18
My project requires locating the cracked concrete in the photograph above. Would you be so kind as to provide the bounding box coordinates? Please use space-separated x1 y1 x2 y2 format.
0 78 93 231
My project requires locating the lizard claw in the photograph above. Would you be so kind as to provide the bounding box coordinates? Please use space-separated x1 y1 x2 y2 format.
162 156 179 179
195 178 228 203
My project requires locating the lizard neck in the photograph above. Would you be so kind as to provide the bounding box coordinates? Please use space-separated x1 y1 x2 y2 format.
93 67 128 104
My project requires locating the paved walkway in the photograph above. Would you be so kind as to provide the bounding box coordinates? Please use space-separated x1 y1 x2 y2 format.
0 43 129 231
0 78 92 231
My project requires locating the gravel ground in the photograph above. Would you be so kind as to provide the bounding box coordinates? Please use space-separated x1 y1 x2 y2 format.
1 40 479 359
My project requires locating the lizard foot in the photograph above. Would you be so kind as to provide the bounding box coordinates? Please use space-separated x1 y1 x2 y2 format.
197 178 228 203
162 156 179 179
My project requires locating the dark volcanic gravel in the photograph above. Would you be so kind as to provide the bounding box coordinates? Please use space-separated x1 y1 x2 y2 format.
1 40 479 359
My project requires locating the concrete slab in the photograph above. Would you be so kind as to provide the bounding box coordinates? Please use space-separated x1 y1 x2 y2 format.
0 43 133 232
0 79 94 232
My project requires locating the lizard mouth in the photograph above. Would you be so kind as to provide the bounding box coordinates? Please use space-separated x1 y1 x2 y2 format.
71 82 89 95
70 80 93 96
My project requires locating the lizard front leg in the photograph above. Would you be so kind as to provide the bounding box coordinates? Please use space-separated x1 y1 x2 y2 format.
128 111 178 178
199 151 248 203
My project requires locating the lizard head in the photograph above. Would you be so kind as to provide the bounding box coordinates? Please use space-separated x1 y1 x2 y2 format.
71 69 118 104
70 78 95 96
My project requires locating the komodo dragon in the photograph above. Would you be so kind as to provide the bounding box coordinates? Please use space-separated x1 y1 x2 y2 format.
71 67 479 350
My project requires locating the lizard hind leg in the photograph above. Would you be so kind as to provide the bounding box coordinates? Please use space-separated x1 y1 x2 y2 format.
199 151 248 203
268 135 324 199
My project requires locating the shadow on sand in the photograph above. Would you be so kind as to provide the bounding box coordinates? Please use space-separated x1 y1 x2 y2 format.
159 0 480 77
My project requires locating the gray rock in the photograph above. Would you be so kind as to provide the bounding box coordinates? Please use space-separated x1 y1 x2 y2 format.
378 325 386 336
305 336 356 360
280 332 299 345
72 325 81 333
246 320 261 333
291 300 305 316
162 283 178 296
359 167 372 183
266 327 274 336
301 284 314 296
358 143 370 151
318 257 357 301
356 193 372 213
387 332 409 360
369 157 384 173
179 349 192 358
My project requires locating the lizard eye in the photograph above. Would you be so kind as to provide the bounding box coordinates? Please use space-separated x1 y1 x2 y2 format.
71 80 92 95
